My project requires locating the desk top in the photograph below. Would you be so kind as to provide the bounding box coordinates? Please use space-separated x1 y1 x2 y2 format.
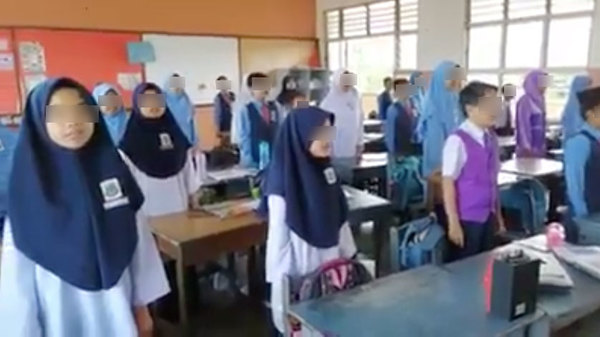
363 133 384 143
498 136 516 148
364 119 383 127
291 263 544 337
344 185 391 216
498 172 520 187
205 166 257 186
333 154 388 172
500 158 563 177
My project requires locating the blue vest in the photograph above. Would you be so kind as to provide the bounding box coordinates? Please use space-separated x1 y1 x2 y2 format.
582 130 600 213
217 92 233 132
247 101 279 165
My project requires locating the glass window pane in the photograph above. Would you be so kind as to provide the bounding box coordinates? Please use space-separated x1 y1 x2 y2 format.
399 0 419 31
468 25 502 69
400 34 417 70
551 0 594 14
327 42 343 71
347 36 395 94
508 0 546 19
369 1 396 35
467 73 499 86
505 21 543 68
470 0 504 24
326 11 340 39
343 6 368 38
547 17 592 67
546 73 574 122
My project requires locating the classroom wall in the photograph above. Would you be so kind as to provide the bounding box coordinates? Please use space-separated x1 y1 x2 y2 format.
1 0 316 39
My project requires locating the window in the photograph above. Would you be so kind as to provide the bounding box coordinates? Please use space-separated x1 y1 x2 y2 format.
467 0 595 122
324 0 419 94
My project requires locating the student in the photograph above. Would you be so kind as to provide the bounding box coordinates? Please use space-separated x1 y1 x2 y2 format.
213 75 235 135
385 78 415 157
239 72 283 169
0 78 168 337
231 74 253 146
442 81 505 259
92 82 129 145
120 82 205 217
409 71 427 144
0 124 17 236
377 77 393 120
275 75 300 117
320 69 364 158
420 61 463 220
265 106 357 333
561 75 592 140
494 84 516 136
516 70 548 158
163 73 197 145
564 86 600 230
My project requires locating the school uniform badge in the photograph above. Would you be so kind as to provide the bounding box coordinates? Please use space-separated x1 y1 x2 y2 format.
159 133 174 150
324 167 337 185
100 178 130 210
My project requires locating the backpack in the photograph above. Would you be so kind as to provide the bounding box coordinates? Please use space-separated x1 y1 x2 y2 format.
390 215 446 271
288 258 373 304
388 156 426 212
500 178 549 235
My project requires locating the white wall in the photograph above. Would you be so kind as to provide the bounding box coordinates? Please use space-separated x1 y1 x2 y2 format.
316 0 600 71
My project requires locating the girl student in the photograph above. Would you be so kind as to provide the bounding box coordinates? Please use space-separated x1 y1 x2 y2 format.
0 78 169 337
515 70 549 158
119 82 206 217
0 123 18 236
265 106 357 333
163 73 197 146
92 82 129 145
561 75 592 140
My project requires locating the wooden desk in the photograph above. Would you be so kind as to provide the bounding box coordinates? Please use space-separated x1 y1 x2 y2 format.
500 158 563 177
363 132 386 153
548 148 564 161
364 119 383 133
149 211 266 336
333 153 389 197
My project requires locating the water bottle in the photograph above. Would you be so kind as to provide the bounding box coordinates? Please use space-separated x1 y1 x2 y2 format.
546 222 565 249
258 141 270 171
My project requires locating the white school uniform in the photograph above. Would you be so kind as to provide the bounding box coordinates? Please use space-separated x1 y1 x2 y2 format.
0 213 169 337
265 195 357 332
442 119 489 180
120 150 206 217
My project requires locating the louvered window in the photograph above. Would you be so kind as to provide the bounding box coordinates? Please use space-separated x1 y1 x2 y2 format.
508 0 546 19
399 0 419 31
343 6 368 38
326 11 340 40
551 0 594 14
470 0 504 23
369 1 395 34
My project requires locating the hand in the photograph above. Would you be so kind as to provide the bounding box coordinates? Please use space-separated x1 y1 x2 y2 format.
496 215 507 235
134 306 153 337
448 221 464 248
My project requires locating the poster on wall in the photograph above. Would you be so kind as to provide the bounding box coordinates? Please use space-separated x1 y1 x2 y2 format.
117 72 142 91
19 41 46 73
0 53 14 71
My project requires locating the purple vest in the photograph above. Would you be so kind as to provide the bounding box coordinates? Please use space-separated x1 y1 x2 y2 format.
454 129 499 223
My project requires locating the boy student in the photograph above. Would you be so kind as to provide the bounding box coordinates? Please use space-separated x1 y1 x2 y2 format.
442 81 506 259
377 77 393 120
495 84 516 136
239 72 283 168
564 86 600 240
214 75 235 135
385 78 415 158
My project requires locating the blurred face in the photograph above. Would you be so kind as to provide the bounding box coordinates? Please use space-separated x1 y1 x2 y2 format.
394 83 410 100
138 88 166 119
384 79 393 91
465 89 500 129
585 105 600 128
502 84 517 100
446 67 465 92
309 119 334 158
340 72 357 92
169 76 185 95
46 87 95 150
538 74 550 95
216 78 231 92
250 76 270 101
98 91 123 115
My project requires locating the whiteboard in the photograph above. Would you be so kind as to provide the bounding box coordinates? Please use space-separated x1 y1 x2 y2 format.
143 34 240 104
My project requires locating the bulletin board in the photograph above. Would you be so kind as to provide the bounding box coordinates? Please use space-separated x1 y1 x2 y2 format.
142 34 240 105
0 29 19 115
239 38 319 76
13 29 143 106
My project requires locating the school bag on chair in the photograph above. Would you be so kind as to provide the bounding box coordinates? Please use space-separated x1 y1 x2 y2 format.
388 156 426 212
390 215 446 272
500 178 549 236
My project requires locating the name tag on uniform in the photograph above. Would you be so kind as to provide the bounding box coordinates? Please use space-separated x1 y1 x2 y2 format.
324 167 337 185
100 178 129 210
159 133 174 150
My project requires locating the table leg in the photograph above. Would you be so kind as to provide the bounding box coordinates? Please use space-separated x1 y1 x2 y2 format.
373 218 390 277
175 258 189 337
247 246 260 298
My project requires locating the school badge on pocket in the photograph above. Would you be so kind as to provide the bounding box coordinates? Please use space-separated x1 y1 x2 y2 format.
159 133 174 150
324 167 337 185
100 178 129 210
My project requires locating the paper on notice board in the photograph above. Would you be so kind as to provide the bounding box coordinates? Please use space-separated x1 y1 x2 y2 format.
0 39 9 51
117 73 142 91
0 53 14 71
19 41 46 73
24 74 47 93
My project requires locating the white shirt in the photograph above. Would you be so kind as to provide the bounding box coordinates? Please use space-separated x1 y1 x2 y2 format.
120 150 206 217
494 101 511 128
442 120 489 180
265 195 357 333
0 213 169 337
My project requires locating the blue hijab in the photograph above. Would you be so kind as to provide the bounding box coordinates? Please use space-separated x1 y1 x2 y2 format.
8 78 144 290
120 82 191 178
410 71 426 143
561 75 591 140
266 107 348 248
163 74 196 144
92 83 128 145
421 61 460 177
0 125 18 218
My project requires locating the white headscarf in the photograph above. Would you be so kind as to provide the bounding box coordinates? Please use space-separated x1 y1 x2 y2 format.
231 74 253 145
319 69 364 158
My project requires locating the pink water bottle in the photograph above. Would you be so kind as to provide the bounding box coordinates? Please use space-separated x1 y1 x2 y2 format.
546 222 565 249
